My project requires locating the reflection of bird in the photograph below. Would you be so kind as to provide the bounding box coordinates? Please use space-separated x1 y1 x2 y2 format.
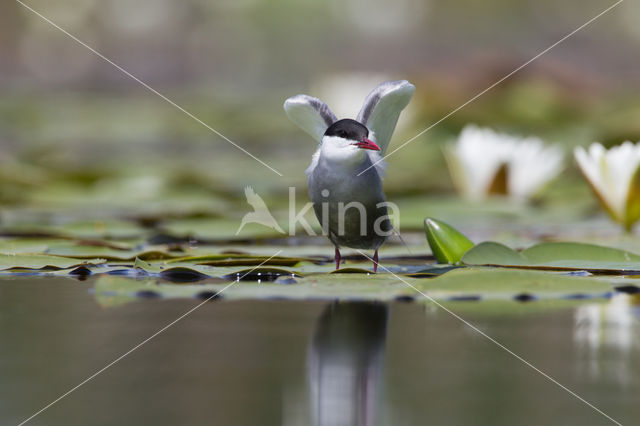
236 186 284 235
284 81 414 272
308 302 389 426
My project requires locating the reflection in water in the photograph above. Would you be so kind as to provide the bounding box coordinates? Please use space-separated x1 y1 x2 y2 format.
574 294 640 386
308 302 389 426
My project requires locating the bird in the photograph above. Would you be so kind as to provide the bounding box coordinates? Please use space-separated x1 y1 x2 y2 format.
284 80 415 272
236 186 285 235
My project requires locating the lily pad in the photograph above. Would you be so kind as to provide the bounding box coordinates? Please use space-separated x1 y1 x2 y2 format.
0 238 50 254
159 267 214 283
2 219 148 240
91 266 615 308
223 267 299 281
418 268 611 297
0 254 106 271
93 276 225 307
406 265 462 277
166 253 309 267
45 243 177 261
462 241 640 272
133 258 228 277
159 217 288 241
329 267 375 274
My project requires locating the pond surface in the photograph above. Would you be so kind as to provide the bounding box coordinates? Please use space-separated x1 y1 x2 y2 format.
1 276 638 426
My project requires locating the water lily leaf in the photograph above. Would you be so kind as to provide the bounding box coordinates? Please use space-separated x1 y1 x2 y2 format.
197 258 302 267
223 267 299 281
0 219 148 240
462 241 640 272
132 258 278 282
159 218 286 241
166 253 308 267
462 242 527 265
158 267 214 283
133 258 225 276
524 242 640 264
199 244 420 261
0 254 106 271
406 265 462 277
48 263 140 277
0 238 49 254
329 267 374 274
91 265 616 308
287 261 344 274
45 243 176 261
92 273 414 307
424 218 474 264
418 267 611 297
93 276 227 307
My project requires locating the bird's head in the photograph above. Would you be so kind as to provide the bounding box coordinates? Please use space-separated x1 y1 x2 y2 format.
320 119 380 163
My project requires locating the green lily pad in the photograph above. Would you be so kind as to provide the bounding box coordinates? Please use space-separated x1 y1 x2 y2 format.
166 253 309 267
418 267 611 296
0 254 106 271
133 258 226 276
406 265 461 277
0 219 148 240
92 265 615 308
159 217 287 241
223 267 300 281
94 276 226 307
0 238 50 254
93 273 414 307
131 258 300 282
45 244 176 261
329 267 375 274
462 242 526 265
462 241 640 272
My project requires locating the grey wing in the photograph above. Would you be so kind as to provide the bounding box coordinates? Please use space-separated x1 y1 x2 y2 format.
284 95 338 142
356 80 415 155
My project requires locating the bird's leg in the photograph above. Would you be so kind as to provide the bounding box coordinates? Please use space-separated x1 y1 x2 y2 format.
373 249 379 273
334 247 341 270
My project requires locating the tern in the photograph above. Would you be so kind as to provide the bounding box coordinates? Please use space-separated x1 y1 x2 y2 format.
284 80 415 272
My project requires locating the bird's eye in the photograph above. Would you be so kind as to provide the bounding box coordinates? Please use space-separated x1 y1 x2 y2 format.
339 131 347 138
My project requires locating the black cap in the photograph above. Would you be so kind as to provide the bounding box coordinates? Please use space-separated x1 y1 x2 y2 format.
324 119 369 141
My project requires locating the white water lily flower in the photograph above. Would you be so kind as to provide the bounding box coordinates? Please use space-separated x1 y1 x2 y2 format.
445 125 564 201
574 141 640 231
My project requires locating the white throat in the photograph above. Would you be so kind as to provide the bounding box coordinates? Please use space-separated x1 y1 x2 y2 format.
319 135 366 164
306 134 386 177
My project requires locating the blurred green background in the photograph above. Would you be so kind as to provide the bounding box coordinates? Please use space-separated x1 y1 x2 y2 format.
1 0 640 236
3 3 640 425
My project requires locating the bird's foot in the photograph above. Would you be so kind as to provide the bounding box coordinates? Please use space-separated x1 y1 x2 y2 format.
335 247 341 270
373 249 379 273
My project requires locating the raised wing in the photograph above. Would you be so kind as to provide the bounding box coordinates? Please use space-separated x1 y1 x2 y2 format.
284 95 337 142
356 80 415 155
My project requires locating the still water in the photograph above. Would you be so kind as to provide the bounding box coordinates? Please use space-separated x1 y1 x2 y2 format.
0 277 638 425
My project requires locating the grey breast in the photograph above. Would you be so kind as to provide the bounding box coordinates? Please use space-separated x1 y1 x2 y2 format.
308 155 391 250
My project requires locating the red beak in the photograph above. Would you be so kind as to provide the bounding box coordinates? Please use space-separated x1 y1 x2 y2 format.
353 137 380 151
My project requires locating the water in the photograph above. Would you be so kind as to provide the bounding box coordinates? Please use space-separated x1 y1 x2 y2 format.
1 277 638 425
